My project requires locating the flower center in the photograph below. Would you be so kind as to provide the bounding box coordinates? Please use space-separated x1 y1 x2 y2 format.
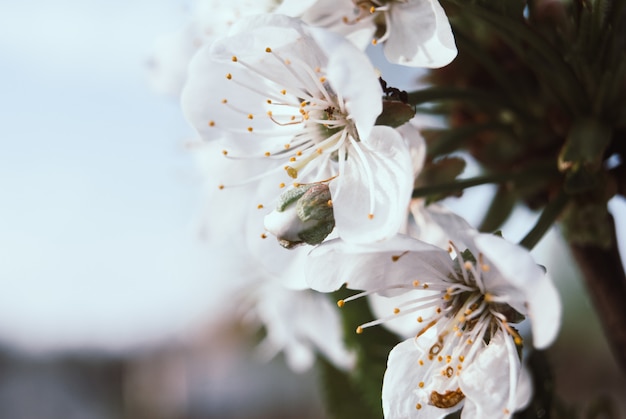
338 241 525 411
212 46 358 189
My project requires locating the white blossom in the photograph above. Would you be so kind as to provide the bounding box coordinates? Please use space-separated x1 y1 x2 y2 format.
306 225 561 418
276 0 457 67
182 14 414 243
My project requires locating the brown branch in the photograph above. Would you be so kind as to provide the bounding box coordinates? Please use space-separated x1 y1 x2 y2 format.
569 214 626 375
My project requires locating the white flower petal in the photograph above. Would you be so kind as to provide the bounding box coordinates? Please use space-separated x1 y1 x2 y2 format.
310 27 382 140
474 234 544 312
459 331 519 418
515 365 533 411
397 122 427 177
383 338 457 419
474 234 562 346
385 0 457 67
526 273 562 349
306 236 453 293
273 0 320 16
331 127 413 243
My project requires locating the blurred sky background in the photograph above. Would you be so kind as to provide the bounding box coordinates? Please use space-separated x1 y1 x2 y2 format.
0 0 221 353
0 0 625 418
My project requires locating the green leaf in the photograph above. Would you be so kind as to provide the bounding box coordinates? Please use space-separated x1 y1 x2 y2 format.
479 185 517 232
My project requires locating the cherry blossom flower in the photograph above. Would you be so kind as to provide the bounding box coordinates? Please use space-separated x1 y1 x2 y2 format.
306 227 561 418
182 14 413 243
276 0 457 67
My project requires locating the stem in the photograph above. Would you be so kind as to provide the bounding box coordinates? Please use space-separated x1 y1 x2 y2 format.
569 214 626 375
407 87 516 110
519 190 569 250
427 122 515 157
412 164 556 198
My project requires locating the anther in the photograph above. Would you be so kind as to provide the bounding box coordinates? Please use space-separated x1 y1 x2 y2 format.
356 326 363 334
280 89 286 95
265 47 272 53
464 261 473 270
208 120 215 127
391 251 409 262
417 316 423 323
279 182 286 188
226 73 232 80
260 233 267 239
218 185 224 190
264 151 271 157
481 264 490 272
285 166 298 178
222 99 228 104
337 300 345 308
418 382 424 388
413 280 420 287
368 213 374 220
257 204 264 209
247 114 254 119
247 127 253 132
416 403 422 410
393 308 400 314
231 56 238 62
327 200 333 207
222 150 228 155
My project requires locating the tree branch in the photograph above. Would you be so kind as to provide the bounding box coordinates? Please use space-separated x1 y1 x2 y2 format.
569 214 626 375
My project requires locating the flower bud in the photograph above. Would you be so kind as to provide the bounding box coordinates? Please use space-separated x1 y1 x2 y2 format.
264 184 335 249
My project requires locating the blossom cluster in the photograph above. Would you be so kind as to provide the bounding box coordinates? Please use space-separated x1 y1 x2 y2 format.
150 1 562 417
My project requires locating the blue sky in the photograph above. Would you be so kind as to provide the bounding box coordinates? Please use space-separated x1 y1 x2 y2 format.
0 0 240 353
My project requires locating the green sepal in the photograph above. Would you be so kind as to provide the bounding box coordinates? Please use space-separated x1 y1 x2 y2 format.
375 99 416 128
298 221 335 246
296 184 333 222
277 184 313 212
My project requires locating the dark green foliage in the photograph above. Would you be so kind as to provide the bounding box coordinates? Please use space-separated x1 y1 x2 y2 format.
318 288 400 419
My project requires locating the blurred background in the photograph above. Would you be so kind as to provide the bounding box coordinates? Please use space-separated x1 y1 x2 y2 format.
0 0 624 418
